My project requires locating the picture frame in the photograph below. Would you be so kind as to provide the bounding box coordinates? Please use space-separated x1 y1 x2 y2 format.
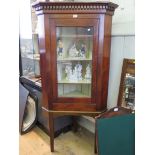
117 58 135 109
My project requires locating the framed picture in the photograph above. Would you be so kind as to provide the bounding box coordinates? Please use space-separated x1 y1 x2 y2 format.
117 58 135 110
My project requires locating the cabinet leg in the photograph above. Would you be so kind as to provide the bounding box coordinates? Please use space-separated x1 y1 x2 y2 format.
94 119 98 154
94 131 97 154
49 113 54 152
72 116 78 132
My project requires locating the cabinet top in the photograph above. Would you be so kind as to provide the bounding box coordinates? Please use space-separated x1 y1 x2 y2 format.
32 1 118 16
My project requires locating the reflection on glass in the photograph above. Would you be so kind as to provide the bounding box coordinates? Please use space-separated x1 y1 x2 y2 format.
19 0 40 77
20 34 40 77
123 73 135 110
56 27 93 98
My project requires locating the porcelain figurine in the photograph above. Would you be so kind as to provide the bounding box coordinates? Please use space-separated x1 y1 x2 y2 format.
79 43 86 58
69 43 79 57
85 64 91 80
76 63 83 81
57 39 63 57
65 63 72 81
71 66 78 82
57 64 62 81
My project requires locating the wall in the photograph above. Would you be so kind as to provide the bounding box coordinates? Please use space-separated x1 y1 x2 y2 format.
78 0 135 133
108 0 135 108
108 35 135 109
111 0 135 35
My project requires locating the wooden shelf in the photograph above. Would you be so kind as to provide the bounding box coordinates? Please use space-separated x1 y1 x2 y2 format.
58 79 91 84
21 55 40 60
59 90 90 98
57 35 93 38
57 57 92 61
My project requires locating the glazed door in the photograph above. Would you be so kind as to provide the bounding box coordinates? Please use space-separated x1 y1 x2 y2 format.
50 18 99 111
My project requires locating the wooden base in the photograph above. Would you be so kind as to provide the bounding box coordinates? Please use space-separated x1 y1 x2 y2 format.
49 113 54 152
47 111 100 153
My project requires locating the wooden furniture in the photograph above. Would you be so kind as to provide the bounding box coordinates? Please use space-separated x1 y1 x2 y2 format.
118 59 135 109
95 107 135 155
32 2 118 152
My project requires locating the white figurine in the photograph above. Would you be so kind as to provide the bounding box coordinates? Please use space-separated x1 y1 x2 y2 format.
79 44 86 58
65 63 72 81
76 63 83 81
57 39 63 57
85 64 91 80
71 66 78 82
65 63 83 82
57 64 62 81
69 43 79 57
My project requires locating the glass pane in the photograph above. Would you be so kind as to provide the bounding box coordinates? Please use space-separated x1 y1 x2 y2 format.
123 73 135 110
56 27 93 98
19 0 40 77
19 34 40 77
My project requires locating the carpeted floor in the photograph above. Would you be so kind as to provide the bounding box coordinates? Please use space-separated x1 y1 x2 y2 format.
19 126 95 155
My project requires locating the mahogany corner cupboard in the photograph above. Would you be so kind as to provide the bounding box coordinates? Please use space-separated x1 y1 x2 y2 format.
32 1 118 152
32 1 118 114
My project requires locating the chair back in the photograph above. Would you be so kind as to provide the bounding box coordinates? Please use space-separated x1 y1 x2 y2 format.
96 107 135 155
